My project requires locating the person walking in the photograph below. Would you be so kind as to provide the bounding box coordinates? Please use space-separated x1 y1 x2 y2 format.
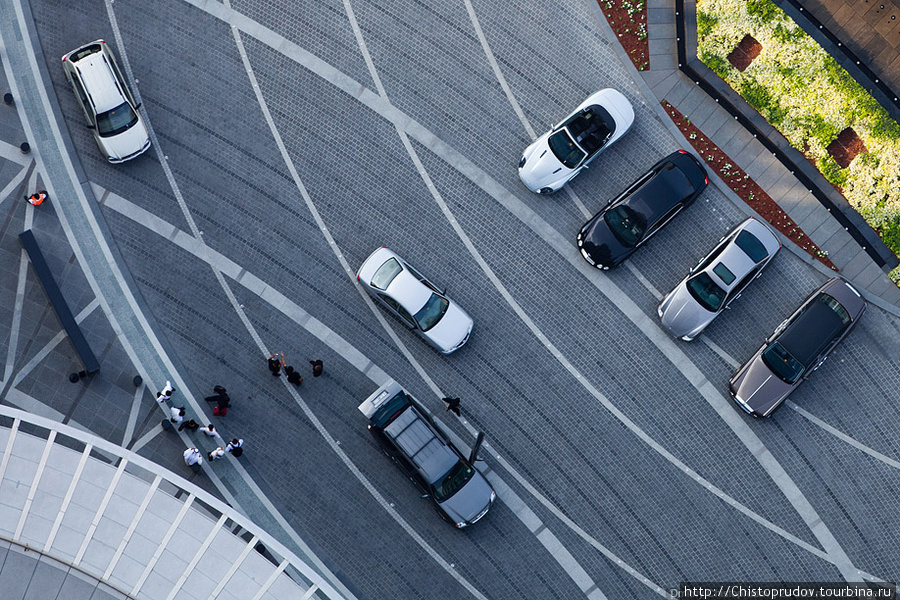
441 397 461 417
183 447 203 466
157 380 175 403
310 359 324 377
207 446 226 461
204 386 230 405
200 423 218 438
178 419 200 432
268 352 284 376
285 366 303 386
225 438 244 456
170 406 186 426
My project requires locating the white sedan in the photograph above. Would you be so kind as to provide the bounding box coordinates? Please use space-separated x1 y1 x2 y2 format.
518 88 635 194
357 247 474 354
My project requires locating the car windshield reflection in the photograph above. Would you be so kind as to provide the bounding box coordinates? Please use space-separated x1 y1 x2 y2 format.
548 129 586 169
762 342 804 383
686 272 726 312
414 293 449 331
604 204 647 247
432 461 474 501
97 102 138 137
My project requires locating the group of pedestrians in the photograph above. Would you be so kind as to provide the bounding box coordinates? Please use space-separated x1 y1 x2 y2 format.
156 380 245 468
267 352 324 382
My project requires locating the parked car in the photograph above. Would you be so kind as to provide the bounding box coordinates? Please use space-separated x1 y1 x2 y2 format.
517 89 634 194
357 247 473 354
358 380 495 528
576 150 708 270
729 278 866 417
658 217 781 341
62 40 150 163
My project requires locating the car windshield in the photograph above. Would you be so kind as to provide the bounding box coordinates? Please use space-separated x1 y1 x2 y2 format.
414 293 449 331
762 342 805 384
432 460 474 501
686 272 726 312
548 129 586 169
371 258 403 290
735 230 769 263
96 102 138 137
603 204 647 247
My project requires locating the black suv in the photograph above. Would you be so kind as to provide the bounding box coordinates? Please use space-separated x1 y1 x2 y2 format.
359 380 495 528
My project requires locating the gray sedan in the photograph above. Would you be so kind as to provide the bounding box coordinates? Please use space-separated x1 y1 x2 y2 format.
658 217 781 340
357 247 473 354
729 277 866 417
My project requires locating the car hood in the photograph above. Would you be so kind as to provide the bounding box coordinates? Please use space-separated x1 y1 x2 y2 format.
438 470 494 525
659 285 716 339
518 136 572 191
424 300 473 354
100 118 150 161
731 354 796 417
580 213 630 267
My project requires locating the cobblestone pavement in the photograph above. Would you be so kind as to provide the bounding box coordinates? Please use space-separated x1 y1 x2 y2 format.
0 0 899 598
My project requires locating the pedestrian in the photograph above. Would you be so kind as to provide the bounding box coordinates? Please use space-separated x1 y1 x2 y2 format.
204 386 230 407
225 438 244 457
268 352 284 376
441 397 461 417
170 406 186 426
183 447 203 466
310 359 323 377
178 419 200 432
207 446 225 461
285 365 303 386
25 190 48 206
156 380 175 405
200 423 217 438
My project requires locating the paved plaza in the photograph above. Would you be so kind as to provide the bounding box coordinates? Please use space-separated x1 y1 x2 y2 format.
1 0 900 598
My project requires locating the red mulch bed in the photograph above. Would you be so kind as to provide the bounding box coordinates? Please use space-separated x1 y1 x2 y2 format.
662 100 837 270
826 127 867 168
596 0 649 71
727 34 762 72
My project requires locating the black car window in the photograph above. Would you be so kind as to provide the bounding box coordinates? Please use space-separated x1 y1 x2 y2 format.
686 272 726 312
413 293 449 331
712 262 736 285
548 129 586 169
370 393 411 428
819 293 851 325
735 230 769 263
71 75 90 107
432 460 475 501
96 102 138 137
371 258 403 290
604 204 647 247
378 293 417 328
762 342 805 383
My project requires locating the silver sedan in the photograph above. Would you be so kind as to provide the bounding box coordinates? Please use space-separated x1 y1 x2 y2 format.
357 247 473 354
657 217 781 341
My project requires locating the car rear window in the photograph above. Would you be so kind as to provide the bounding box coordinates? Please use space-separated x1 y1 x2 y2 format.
371 258 402 291
735 230 768 263
370 392 410 428
70 44 102 62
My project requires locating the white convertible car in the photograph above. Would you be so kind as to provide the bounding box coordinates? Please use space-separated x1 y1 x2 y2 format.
518 88 634 194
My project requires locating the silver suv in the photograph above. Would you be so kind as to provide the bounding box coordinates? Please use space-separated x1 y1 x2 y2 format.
62 40 150 163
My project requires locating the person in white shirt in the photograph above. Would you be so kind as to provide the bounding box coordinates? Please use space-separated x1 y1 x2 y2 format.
156 380 175 405
207 446 225 461
225 438 244 456
169 406 185 426
183 447 203 466
200 424 217 438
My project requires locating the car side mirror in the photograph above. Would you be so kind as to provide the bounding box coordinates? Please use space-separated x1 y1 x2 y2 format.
135 102 142 109
86 124 95 129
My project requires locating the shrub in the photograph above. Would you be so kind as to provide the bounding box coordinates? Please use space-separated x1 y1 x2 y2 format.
697 11 718 39
746 0 780 23
818 156 849 188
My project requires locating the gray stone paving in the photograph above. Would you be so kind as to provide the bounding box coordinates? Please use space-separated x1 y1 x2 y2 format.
1 0 900 597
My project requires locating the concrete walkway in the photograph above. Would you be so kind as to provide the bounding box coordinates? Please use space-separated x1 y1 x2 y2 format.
605 0 900 309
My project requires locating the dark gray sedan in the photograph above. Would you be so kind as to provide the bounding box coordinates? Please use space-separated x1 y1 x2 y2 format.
729 278 866 417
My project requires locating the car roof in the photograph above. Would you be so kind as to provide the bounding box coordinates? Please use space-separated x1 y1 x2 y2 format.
384 404 458 482
778 293 849 366
73 49 126 113
627 163 694 218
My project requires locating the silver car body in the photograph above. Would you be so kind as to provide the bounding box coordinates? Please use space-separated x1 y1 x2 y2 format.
357 247 473 354
658 217 781 340
517 89 635 194
62 40 151 163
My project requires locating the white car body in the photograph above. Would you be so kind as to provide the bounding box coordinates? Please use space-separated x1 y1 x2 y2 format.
357 247 473 354
518 88 635 194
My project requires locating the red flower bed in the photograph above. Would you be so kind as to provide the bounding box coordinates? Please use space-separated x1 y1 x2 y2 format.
662 100 836 270
597 0 649 71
